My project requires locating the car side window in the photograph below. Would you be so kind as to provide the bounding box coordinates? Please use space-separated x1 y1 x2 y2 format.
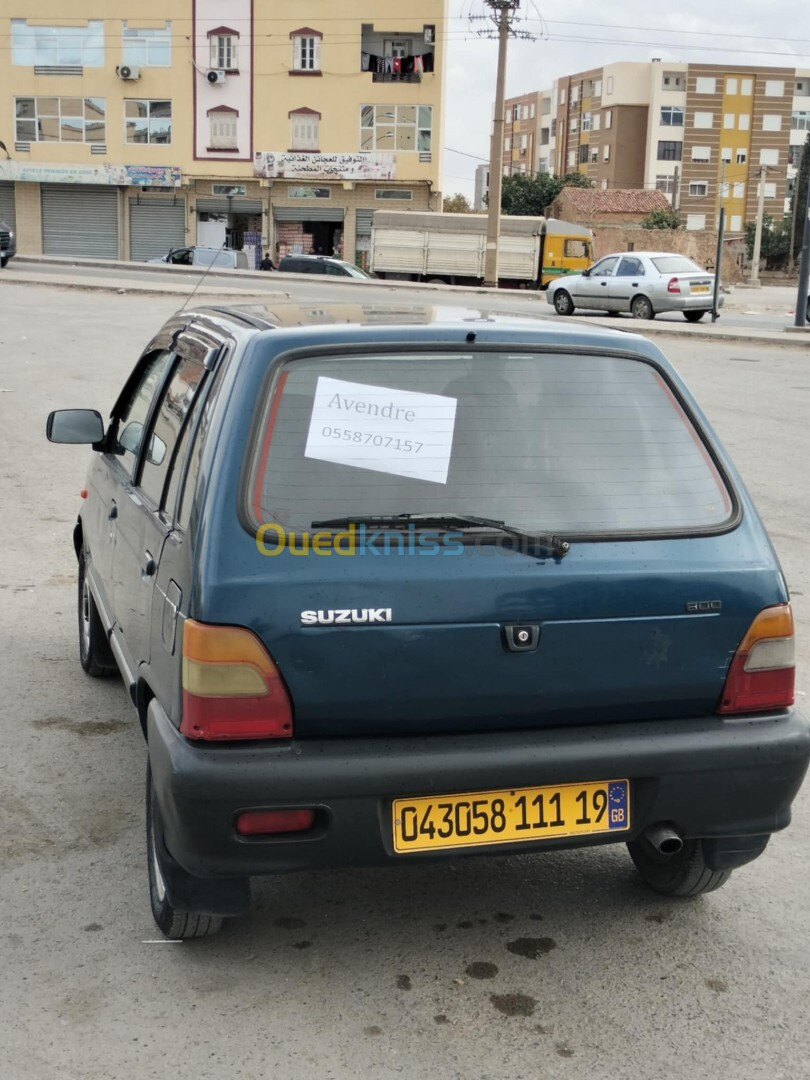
617 257 643 277
113 350 173 477
163 388 205 522
177 356 228 531
591 257 618 278
139 357 206 507
326 263 348 276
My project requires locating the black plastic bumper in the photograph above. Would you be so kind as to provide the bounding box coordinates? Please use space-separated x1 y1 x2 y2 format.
147 699 810 880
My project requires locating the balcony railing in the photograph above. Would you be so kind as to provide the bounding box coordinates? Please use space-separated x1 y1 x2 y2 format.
371 71 422 83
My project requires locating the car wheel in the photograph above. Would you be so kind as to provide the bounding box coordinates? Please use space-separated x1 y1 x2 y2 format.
684 311 706 323
78 550 116 677
554 290 575 316
627 837 732 897
146 763 224 940
0 257 7 269
630 295 654 320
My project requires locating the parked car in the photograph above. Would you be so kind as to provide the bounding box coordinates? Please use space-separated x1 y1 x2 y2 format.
147 246 249 270
278 254 376 279
0 219 17 268
547 252 723 321
46 304 808 939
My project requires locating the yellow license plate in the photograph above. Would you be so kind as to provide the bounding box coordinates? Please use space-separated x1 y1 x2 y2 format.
691 285 710 293
392 779 630 854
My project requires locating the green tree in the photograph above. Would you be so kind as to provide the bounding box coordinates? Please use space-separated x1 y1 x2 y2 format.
642 208 681 230
442 192 473 213
791 132 810 262
744 214 792 268
500 171 591 217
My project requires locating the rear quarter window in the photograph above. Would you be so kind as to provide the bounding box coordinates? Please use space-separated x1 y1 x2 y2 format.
245 350 734 538
651 256 705 274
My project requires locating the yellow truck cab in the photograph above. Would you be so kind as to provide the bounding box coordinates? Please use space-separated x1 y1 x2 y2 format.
540 219 593 287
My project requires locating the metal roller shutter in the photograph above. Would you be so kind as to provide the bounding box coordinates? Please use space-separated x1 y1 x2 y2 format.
273 206 345 223
356 209 373 236
129 200 186 261
196 198 263 214
41 185 119 259
0 182 16 232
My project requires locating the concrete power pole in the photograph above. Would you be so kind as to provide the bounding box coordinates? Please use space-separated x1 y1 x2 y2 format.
749 165 768 286
482 2 519 288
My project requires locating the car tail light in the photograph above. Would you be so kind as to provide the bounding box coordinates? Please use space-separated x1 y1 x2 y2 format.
717 604 795 714
667 277 681 294
181 619 293 740
235 809 315 836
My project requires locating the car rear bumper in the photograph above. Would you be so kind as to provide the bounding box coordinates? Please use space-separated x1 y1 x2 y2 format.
147 699 810 879
657 292 723 312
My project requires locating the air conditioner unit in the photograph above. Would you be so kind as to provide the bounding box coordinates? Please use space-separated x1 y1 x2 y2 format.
207 69 227 85
116 65 140 80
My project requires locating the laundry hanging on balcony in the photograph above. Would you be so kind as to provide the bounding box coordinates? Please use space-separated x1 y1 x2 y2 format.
361 51 435 76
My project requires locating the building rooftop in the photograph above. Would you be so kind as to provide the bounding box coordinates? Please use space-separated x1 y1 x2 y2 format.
556 188 672 215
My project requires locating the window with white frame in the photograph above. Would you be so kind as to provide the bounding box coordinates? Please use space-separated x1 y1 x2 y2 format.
689 181 708 196
758 181 777 199
691 145 711 162
603 144 610 162
724 113 735 129
290 110 319 150
660 106 684 126
123 22 171 67
726 77 738 95
360 105 432 152
590 147 599 163
765 80 785 96
686 213 706 229
760 148 779 165
208 107 237 150
292 32 321 72
15 96 105 142
738 114 750 130
560 87 566 105
567 149 576 168
593 79 602 96
721 146 732 162
504 136 511 152
793 111 810 130
601 178 608 189
657 140 682 160
730 214 742 231
11 19 104 66
741 78 753 95
375 188 412 201
604 109 612 129
695 77 716 94
736 148 747 164
125 99 171 144
763 114 782 131
694 111 714 128
592 112 600 131
209 30 238 71
570 118 578 133
582 112 591 131
655 175 675 194
733 182 745 198
721 182 731 199
571 85 579 104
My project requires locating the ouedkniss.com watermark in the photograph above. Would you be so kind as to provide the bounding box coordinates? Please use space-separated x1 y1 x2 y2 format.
255 523 545 557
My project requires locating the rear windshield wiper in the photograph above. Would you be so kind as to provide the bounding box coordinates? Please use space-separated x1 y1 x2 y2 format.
311 513 570 558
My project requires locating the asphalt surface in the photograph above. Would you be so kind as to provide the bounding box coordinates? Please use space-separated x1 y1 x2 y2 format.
5 257 808 332
1 282 809 1080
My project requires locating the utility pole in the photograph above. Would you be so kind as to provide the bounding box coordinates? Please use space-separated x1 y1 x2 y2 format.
793 175 810 327
789 176 800 275
749 165 768 287
672 165 681 212
482 2 516 287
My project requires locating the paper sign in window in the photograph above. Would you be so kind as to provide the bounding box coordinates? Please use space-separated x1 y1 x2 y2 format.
304 376 457 484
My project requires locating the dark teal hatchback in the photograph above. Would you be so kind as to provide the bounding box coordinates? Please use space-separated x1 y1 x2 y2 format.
47 303 810 939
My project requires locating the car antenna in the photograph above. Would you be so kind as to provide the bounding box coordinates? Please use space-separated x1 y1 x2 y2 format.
179 242 230 313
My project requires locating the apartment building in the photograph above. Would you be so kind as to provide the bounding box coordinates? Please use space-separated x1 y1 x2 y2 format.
501 88 555 178
0 2 446 265
473 162 489 210
521 60 810 231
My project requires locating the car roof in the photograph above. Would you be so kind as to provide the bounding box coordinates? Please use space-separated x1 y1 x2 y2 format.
599 251 703 260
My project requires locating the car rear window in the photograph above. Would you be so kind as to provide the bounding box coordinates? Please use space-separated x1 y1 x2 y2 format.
246 351 733 536
651 256 705 274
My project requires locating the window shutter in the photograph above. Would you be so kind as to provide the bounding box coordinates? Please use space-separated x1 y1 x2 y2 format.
314 38 321 71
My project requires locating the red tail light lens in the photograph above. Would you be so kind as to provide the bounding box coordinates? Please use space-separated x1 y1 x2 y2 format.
667 277 681 294
717 604 795 714
181 620 294 740
236 809 315 836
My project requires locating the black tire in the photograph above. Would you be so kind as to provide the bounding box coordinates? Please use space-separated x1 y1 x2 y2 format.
0 257 7 269
146 763 224 940
684 310 706 323
554 289 575 316
630 295 654 320
427 277 447 285
628 837 732 897
806 298 809 322
78 550 116 677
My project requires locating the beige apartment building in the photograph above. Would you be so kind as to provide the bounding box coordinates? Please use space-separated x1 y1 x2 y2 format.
503 60 810 231
0 2 447 266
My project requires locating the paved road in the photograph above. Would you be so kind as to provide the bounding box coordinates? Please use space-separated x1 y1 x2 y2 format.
5 257 807 332
1 282 808 1080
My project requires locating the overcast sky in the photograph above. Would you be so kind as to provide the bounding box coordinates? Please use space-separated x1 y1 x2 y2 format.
442 0 809 199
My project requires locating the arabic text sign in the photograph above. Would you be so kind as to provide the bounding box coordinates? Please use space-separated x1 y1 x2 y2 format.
304 377 457 484
253 152 396 181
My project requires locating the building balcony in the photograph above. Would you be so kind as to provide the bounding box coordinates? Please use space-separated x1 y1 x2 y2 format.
360 25 436 82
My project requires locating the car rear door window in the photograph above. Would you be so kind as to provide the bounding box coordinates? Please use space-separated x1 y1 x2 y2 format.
246 351 734 537
617 257 643 277
139 357 205 507
113 350 173 476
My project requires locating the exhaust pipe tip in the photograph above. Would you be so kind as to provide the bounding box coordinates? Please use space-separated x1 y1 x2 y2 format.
644 824 684 856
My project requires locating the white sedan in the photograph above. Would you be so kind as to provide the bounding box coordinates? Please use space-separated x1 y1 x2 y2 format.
546 252 723 322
